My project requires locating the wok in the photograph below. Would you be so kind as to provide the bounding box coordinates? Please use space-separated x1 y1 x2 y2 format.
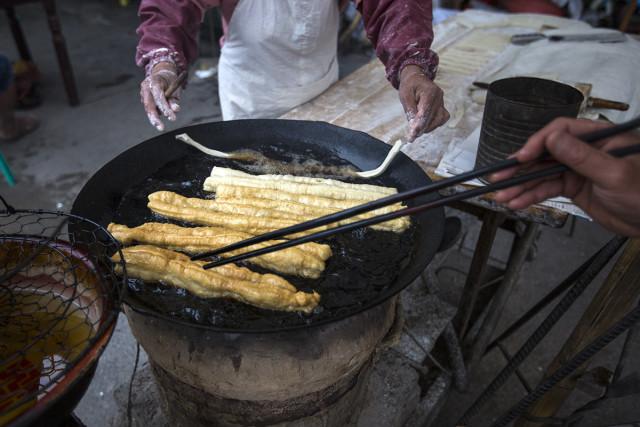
71 119 444 332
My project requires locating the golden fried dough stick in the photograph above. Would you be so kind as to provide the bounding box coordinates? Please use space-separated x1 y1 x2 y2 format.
112 246 320 313
158 192 303 221
216 195 411 232
149 190 410 233
108 222 330 279
215 184 399 211
210 167 397 196
215 186 410 232
147 191 326 237
150 190 407 232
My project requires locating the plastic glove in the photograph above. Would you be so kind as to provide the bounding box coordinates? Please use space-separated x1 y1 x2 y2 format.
140 62 181 131
399 65 449 141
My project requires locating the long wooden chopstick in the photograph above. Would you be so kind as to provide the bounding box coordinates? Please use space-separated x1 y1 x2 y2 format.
201 142 640 270
192 116 640 263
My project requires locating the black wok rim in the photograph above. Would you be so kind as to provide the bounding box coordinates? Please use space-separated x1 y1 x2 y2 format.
71 119 444 333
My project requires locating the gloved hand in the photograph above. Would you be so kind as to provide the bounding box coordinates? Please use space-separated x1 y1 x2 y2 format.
140 61 181 131
398 65 449 141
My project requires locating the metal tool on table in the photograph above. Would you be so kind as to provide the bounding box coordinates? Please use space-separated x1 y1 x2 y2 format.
511 31 627 45
194 115 640 268
472 81 630 112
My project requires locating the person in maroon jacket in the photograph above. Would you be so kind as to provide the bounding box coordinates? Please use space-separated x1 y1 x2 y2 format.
136 0 449 141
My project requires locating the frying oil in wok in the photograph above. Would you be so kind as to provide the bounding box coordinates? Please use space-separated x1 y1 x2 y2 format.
114 145 417 331
232 149 360 178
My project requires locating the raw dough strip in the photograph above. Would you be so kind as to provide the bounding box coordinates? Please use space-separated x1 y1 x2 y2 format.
112 246 320 313
211 167 397 196
108 222 330 279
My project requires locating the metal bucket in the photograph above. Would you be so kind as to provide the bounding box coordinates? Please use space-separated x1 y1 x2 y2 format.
475 77 584 170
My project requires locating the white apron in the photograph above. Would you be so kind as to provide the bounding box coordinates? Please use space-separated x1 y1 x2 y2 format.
218 0 340 120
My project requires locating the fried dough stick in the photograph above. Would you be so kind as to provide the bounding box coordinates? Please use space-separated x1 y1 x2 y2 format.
108 223 331 279
147 191 328 238
112 246 320 313
204 175 390 201
148 191 410 233
210 167 397 196
215 189 411 232
215 184 395 210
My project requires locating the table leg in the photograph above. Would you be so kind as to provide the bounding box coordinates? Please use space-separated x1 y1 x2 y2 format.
42 0 79 106
468 222 539 366
5 6 33 62
515 238 640 427
453 211 505 339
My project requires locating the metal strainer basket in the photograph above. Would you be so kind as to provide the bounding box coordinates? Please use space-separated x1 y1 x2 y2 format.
0 200 124 427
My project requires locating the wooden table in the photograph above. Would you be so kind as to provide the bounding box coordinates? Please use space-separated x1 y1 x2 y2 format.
282 11 582 361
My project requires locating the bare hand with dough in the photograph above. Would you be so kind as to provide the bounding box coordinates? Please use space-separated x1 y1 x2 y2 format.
399 65 450 141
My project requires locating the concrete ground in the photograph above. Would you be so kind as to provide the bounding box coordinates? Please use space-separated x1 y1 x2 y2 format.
1 2 638 427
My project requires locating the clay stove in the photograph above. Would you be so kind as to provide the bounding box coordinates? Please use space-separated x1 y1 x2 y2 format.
125 297 397 427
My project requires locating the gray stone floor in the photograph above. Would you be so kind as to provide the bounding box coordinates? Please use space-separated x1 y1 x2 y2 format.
1 2 638 427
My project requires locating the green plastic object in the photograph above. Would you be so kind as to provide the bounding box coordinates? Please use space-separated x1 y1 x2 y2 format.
0 151 15 186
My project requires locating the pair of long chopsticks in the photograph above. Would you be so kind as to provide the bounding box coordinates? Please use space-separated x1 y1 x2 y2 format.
194 116 640 269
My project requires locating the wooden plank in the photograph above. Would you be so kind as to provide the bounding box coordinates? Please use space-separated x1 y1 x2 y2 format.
515 239 640 427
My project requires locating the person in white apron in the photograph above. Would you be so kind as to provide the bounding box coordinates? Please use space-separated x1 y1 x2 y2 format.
137 0 448 139
219 0 340 120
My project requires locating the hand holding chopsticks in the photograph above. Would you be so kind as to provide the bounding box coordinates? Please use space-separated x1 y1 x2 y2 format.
195 116 640 269
493 118 640 237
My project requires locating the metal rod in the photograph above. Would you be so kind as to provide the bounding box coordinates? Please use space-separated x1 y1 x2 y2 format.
497 343 533 393
484 240 614 355
515 238 640 426
193 115 640 262
489 304 640 427
203 144 640 270
456 236 626 425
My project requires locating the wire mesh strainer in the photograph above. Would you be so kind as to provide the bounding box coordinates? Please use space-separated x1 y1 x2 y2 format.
0 199 124 426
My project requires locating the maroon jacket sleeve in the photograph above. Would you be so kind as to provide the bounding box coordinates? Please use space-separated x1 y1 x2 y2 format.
358 0 438 89
136 0 215 75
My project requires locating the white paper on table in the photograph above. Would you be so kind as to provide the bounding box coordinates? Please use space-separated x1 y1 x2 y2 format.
478 30 640 124
435 126 591 220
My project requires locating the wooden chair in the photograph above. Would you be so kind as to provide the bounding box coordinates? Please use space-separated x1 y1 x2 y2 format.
3 0 79 106
620 0 638 33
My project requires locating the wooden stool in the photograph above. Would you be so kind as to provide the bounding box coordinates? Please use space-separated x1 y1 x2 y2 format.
3 0 79 106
